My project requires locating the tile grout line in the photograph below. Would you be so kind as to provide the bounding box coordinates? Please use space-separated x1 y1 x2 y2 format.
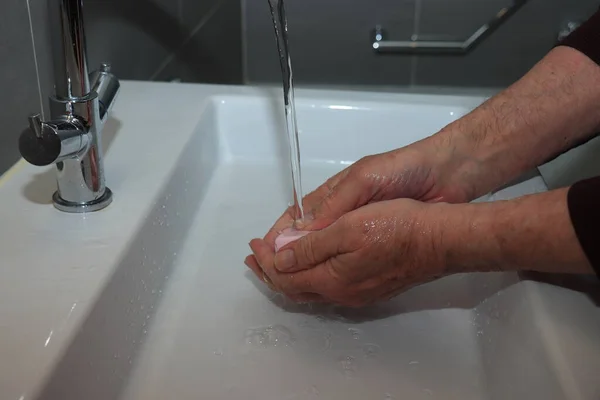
241 0 249 84
410 0 422 86
178 0 184 23
26 0 46 120
149 0 226 81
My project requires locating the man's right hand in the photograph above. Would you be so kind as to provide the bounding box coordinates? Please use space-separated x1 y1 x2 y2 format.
297 136 482 231
251 133 482 258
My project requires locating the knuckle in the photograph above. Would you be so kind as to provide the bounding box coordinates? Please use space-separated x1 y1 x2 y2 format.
298 237 318 265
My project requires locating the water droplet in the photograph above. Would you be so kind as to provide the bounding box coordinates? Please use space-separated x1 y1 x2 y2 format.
244 325 295 348
348 328 361 340
338 355 358 378
362 343 381 359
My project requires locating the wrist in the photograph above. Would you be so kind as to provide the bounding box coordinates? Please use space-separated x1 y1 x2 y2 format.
416 128 487 202
435 189 593 275
430 201 503 274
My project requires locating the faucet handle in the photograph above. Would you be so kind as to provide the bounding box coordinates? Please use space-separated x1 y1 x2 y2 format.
19 115 61 166
19 115 91 167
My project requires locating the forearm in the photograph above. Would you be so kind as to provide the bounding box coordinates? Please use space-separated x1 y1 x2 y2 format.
430 46 600 200
440 189 594 275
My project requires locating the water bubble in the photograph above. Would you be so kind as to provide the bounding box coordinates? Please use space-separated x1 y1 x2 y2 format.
384 394 394 400
362 343 381 359
423 389 433 396
244 325 295 348
409 360 419 366
213 349 224 356
338 355 358 378
348 328 361 340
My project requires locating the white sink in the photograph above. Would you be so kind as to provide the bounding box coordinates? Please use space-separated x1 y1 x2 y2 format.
1 82 598 400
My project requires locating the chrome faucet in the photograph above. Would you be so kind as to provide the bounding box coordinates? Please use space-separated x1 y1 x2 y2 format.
19 0 119 213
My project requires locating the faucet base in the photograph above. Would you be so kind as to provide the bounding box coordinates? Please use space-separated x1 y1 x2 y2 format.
52 188 113 213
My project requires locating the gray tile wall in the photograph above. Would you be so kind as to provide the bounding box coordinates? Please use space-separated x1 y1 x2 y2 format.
0 0 43 173
243 0 600 87
0 0 242 174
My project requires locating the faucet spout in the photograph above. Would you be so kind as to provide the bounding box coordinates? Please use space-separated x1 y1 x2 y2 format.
18 0 119 213
49 0 91 100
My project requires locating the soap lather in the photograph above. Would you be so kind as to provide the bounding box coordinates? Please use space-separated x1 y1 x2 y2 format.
275 228 311 252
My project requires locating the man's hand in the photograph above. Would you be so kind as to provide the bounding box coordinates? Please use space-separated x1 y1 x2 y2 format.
246 189 593 306
246 199 452 307
248 137 482 266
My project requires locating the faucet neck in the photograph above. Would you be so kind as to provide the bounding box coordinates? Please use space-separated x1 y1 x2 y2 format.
50 0 91 101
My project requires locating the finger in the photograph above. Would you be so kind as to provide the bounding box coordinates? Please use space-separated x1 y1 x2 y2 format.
250 238 303 294
258 210 298 249
252 234 348 300
274 220 349 273
245 255 278 291
245 255 327 302
263 169 350 247
298 169 371 231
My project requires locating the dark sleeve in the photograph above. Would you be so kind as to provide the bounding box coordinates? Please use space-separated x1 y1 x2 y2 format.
558 9 600 64
568 177 600 275
558 11 600 275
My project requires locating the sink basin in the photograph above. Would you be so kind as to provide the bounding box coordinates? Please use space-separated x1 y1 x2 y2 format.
1 82 598 400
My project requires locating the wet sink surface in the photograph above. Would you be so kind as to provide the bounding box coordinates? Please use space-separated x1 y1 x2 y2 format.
2 82 598 400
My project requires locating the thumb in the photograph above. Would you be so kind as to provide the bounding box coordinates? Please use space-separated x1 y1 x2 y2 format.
274 223 344 273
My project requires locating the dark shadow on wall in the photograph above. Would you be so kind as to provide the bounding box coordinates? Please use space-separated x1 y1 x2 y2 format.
85 0 242 84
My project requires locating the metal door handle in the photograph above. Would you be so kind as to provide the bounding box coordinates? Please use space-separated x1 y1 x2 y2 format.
372 0 529 55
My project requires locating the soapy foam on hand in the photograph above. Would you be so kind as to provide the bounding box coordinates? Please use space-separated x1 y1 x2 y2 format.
275 228 311 252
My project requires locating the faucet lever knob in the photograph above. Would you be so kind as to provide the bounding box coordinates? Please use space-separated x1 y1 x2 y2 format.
28 114 43 138
100 63 111 73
